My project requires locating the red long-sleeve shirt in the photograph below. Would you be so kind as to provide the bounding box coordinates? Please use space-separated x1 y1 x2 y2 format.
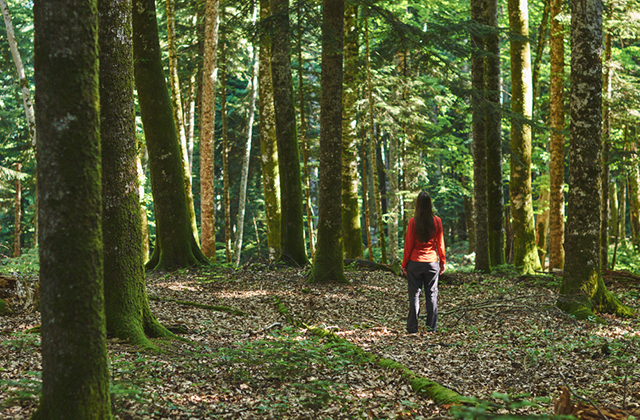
401 216 446 270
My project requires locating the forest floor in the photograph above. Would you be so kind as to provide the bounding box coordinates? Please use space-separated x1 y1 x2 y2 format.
1 262 639 419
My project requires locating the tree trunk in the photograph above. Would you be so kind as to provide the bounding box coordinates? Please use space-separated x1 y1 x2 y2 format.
361 131 373 261
531 0 550 114
559 0 634 319
258 0 281 260
341 3 363 259
137 149 150 262
508 0 541 273
297 3 315 260
535 188 550 269
33 0 111 415
471 0 490 272
221 15 232 264
484 0 505 267
548 0 565 270
365 15 387 264
233 5 259 267
600 5 613 269
308 0 346 284
1 0 36 145
270 0 308 267
99 0 172 348
609 180 618 247
133 0 209 271
620 174 627 247
628 139 640 248
186 72 197 173
13 162 21 258
388 131 399 265
200 0 219 261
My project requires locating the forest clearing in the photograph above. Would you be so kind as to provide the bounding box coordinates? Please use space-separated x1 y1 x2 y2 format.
1 260 639 419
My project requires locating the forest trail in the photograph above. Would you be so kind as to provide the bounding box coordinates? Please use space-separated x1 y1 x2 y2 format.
1 265 639 419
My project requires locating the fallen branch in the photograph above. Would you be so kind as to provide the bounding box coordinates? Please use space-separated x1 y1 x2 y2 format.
149 296 247 316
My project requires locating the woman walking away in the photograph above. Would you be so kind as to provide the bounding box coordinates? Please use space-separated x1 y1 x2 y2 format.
401 191 446 334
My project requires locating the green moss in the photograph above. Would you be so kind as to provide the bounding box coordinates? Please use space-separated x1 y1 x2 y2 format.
0 299 8 315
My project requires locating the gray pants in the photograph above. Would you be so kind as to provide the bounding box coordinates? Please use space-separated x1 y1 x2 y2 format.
406 260 439 333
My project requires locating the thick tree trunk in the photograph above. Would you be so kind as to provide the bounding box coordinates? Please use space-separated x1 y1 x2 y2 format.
133 0 208 271
270 0 308 266
233 5 259 267
559 0 634 319
200 0 219 261
549 0 565 270
471 0 490 272
341 3 363 259
508 0 541 273
365 15 387 264
484 0 505 267
308 0 346 284
258 0 281 260
33 0 111 415
1 0 36 145
100 0 172 349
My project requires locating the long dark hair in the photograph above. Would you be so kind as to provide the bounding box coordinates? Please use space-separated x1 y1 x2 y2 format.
414 191 436 243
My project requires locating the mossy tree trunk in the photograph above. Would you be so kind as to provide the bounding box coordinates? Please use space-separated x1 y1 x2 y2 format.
271 0 308 267
308 0 346 284
99 0 173 349
471 0 490 273
484 0 505 268
133 0 209 271
341 3 363 260
559 0 635 319
258 0 281 260
508 0 541 274
33 0 112 416
200 0 219 261
548 0 565 270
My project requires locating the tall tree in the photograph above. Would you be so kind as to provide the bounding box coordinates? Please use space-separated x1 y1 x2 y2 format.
297 3 315 259
471 0 490 272
32 0 111 416
13 162 21 257
559 0 634 319
200 0 220 260
133 0 208 270
1 0 36 145
341 3 363 259
258 0 280 259
600 2 613 269
100 0 172 348
308 0 346 284
221 11 232 263
365 13 387 264
484 0 505 267
548 0 565 270
233 3 259 267
508 0 541 273
270 0 308 266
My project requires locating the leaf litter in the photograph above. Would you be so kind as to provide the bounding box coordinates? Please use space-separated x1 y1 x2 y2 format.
0 265 639 419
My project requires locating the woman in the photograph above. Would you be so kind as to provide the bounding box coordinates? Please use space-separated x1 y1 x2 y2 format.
401 191 446 334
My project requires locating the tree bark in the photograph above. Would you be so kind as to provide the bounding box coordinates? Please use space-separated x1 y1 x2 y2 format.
1 0 36 145
365 15 387 264
471 0 490 272
221 14 232 264
32 0 111 415
99 0 172 349
535 188 550 269
628 137 640 247
508 0 541 273
484 0 505 267
549 0 565 270
600 4 613 269
297 3 315 260
341 4 363 259
200 0 219 261
133 0 208 271
361 131 373 261
258 0 280 260
308 0 347 284
233 5 259 267
559 0 634 319
270 0 308 266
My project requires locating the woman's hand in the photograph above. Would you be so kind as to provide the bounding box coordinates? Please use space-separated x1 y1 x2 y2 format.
439 263 446 275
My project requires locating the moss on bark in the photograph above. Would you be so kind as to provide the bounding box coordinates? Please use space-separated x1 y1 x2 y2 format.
132 0 209 271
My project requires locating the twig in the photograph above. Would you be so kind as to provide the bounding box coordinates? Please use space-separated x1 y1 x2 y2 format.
250 322 282 336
